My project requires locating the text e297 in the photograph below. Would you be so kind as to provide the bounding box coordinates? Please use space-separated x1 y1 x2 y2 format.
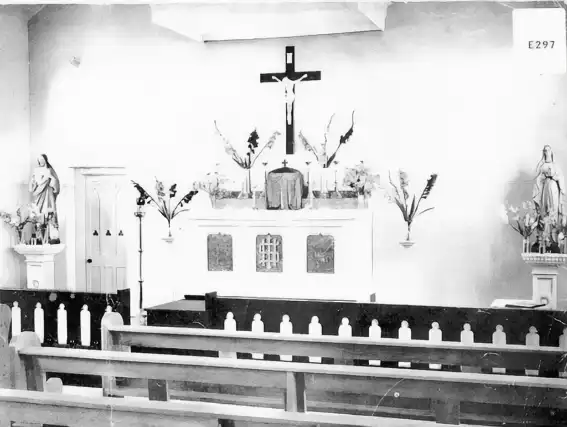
528 41 555 49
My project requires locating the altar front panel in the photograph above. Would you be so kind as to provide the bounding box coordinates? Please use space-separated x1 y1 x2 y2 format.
183 210 374 301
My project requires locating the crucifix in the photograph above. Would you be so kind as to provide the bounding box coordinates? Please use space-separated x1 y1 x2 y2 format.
260 46 322 155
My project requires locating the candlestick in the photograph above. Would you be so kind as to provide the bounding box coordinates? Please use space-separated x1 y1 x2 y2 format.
134 202 146 325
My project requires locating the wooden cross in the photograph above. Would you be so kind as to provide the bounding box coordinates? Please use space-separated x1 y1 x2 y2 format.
282 160 288 168
260 46 322 155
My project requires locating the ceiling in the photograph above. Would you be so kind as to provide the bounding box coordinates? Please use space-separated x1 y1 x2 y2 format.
150 3 388 42
0 5 45 20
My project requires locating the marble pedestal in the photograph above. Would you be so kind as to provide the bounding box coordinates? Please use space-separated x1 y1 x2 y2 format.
492 252 567 310
13 244 66 290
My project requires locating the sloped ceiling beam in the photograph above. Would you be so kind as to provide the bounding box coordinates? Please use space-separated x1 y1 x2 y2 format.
357 2 389 30
151 5 204 42
150 3 382 43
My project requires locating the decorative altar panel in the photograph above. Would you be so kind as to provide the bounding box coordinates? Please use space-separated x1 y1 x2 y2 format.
183 210 374 301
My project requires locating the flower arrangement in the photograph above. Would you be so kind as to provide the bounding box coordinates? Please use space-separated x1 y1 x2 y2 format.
387 170 438 244
194 169 231 207
214 122 280 170
503 201 538 239
343 161 380 196
131 178 198 237
298 111 355 168
214 122 280 198
0 203 49 244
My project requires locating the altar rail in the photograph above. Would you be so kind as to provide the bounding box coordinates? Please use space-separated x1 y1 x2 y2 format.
155 294 567 348
0 288 131 349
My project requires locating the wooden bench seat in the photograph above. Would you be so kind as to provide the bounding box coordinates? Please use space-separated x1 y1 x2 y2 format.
100 313 567 425
8 330 565 427
106 322 567 372
0 388 431 427
16 343 567 409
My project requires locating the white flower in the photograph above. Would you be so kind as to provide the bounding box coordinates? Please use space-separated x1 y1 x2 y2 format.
559 232 565 241
499 204 509 224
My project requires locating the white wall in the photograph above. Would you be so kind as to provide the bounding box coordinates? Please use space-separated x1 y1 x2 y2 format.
27 4 567 309
0 8 31 289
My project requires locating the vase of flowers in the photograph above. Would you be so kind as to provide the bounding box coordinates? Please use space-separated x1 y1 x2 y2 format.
343 161 379 209
298 111 356 169
387 170 438 247
131 178 199 243
194 168 230 209
1 203 44 245
214 122 280 199
503 201 540 252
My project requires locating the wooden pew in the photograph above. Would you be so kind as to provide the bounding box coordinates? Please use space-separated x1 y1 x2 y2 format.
0 388 441 427
105 321 566 372
4 331 492 427
101 312 567 425
10 327 567 426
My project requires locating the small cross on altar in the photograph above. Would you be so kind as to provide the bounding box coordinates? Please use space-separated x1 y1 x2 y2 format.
260 46 322 155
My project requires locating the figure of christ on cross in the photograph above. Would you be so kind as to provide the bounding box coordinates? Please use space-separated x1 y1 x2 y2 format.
260 46 322 155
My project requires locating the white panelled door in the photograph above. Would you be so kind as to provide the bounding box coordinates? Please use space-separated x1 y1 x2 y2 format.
84 175 127 293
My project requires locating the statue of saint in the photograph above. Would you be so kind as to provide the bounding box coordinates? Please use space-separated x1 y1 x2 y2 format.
29 154 60 237
272 74 308 125
533 145 565 229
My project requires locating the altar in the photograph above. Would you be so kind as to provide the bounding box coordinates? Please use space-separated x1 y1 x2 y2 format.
180 209 374 301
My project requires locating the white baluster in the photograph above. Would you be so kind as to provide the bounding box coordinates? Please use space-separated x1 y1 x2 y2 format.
80 305 91 347
219 312 237 359
279 315 293 362
460 323 474 344
559 328 567 378
57 304 67 346
368 319 381 366
34 303 44 344
492 325 507 374
11 302 21 338
251 313 264 360
525 326 540 376
338 318 352 338
460 323 477 373
337 318 353 364
429 322 442 370
398 320 411 368
308 316 322 363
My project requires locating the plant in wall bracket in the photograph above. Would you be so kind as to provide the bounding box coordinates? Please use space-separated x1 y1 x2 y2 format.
387 170 438 248
131 178 199 242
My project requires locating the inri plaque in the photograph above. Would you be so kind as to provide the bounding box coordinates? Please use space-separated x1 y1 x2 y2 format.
256 234 283 272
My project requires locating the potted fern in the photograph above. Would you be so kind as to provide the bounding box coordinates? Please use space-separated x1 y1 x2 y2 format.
387 170 438 248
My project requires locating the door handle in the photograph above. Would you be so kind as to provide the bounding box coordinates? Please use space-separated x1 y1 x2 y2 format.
86 258 92 264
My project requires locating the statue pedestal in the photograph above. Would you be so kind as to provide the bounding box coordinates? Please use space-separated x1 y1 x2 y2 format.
492 253 567 310
13 244 66 290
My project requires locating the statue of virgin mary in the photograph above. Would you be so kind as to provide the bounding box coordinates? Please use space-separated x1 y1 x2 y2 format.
532 145 565 228
29 154 60 230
